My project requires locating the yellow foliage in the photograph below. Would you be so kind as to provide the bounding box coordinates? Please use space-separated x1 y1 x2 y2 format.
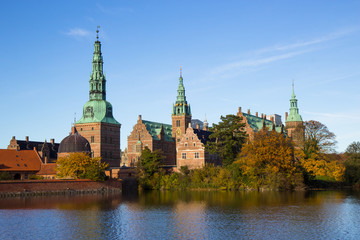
56 152 108 181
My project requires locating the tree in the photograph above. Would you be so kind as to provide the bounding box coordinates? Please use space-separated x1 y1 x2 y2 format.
56 153 108 181
234 130 304 190
136 147 165 189
205 114 247 167
303 120 337 154
344 141 360 185
300 121 344 182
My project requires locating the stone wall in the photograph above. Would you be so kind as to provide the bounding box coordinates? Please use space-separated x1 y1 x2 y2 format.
0 179 122 197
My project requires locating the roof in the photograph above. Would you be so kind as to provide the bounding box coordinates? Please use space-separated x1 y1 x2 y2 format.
142 120 174 142
76 99 120 125
0 149 42 172
242 113 283 133
37 163 57 176
9 140 59 160
58 128 91 153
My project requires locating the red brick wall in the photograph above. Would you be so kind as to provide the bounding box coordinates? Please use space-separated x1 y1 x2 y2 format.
75 123 121 168
0 179 122 193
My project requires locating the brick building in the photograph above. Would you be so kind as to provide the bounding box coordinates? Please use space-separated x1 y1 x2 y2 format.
127 115 175 166
126 69 220 170
237 107 284 141
0 149 42 180
75 31 121 168
7 136 59 163
176 124 220 170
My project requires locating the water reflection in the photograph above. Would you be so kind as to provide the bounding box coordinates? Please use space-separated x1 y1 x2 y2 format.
1 190 360 239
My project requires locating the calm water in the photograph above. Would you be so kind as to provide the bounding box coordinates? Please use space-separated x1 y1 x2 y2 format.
1 190 360 239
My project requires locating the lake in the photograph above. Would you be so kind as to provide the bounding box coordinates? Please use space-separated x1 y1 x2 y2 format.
1 190 360 239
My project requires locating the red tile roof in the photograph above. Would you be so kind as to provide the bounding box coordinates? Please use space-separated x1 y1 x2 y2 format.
37 163 57 176
0 149 42 172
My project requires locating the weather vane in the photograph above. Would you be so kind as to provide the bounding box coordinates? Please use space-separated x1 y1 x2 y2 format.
96 26 100 40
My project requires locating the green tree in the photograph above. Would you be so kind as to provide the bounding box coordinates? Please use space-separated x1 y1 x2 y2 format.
205 114 247 166
0 172 12 180
56 152 108 181
136 147 165 189
235 130 304 190
344 141 360 185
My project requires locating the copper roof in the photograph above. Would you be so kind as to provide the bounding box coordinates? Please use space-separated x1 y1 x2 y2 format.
0 149 42 172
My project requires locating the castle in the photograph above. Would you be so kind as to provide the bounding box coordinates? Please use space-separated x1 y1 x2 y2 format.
1 29 305 179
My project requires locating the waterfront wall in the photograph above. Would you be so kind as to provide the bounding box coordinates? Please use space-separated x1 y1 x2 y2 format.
0 179 122 197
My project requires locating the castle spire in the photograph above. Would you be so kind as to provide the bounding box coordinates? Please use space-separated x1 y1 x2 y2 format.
173 67 191 116
89 26 106 101
286 82 303 122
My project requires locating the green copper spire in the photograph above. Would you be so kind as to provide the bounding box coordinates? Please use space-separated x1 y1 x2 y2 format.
89 27 106 101
286 82 303 122
76 27 120 125
173 67 191 116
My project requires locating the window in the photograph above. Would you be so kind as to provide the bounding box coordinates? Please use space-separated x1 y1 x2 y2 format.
177 138 180 142
182 153 187 159
195 152 199 159
110 152 112 158
193 143 196 147
105 136 107 143
176 120 180 127
110 137 113 144
80 128 83 131
91 136 95 143
185 143 188 147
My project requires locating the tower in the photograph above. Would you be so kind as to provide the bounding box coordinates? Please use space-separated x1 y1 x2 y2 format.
75 27 121 167
285 82 304 146
172 67 192 142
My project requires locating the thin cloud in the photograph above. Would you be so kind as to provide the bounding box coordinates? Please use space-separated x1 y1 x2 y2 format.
257 28 359 54
211 49 310 76
66 28 91 37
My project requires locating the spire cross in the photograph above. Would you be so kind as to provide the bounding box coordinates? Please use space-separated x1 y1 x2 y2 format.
96 26 100 40
180 66 182 77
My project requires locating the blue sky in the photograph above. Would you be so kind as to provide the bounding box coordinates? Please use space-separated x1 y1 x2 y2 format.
1 0 359 152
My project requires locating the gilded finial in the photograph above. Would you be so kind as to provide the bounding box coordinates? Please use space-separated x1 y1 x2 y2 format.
96 26 100 40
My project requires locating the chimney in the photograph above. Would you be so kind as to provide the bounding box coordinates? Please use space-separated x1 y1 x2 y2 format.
44 156 48 164
138 115 142 121
25 136 29 142
50 139 54 145
247 109 250 115
238 107 242 114
256 112 258 117
196 124 200 129
264 114 267 119
188 123 192 128
270 116 274 123
285 112 288 121
261 113 263 118
72 127 76 134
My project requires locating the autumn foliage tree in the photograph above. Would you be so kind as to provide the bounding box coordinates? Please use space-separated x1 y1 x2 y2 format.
300 120 344 182
56 152 108 181
234 130 304 190
206 114 247 167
